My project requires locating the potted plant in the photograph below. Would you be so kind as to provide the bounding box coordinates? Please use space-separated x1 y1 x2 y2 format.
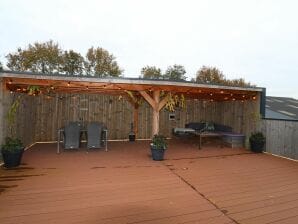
249 132 265 153
1 137 24 168
1 95 24 168
150 134 167 161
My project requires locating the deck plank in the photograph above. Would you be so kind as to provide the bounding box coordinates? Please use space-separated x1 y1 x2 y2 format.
1 140 298 223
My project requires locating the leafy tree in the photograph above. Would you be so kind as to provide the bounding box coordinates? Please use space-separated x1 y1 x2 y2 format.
196 66 225 84
0 61 3 71
164 64 186 81
6 40 63 73
224 78 254 87
84 47 122 77
6 48 25 71
195 66 253 87
141 66 162 79
61 50 85 75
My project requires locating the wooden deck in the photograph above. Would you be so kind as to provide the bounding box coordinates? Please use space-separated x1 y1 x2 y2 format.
0 139 298 224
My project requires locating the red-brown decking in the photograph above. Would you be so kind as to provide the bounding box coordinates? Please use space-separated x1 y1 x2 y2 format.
0 139 297 224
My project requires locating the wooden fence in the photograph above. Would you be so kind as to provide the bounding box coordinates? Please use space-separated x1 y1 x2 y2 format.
261 119 298 160
0 88 261 147
10 93 259 144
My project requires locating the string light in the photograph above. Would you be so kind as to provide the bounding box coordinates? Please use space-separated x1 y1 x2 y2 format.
67 82 70 87
8 80 12 84
220 90 224 94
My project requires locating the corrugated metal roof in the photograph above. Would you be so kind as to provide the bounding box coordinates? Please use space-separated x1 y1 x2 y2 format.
265 96 298 120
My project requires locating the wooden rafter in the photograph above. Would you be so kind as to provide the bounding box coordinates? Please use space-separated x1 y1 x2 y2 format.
2 74 261 101
139 91 155 108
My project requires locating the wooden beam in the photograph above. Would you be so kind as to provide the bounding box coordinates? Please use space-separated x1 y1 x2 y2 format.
139 91 156 109
124 91 140 137
158 93 169 111
139 90 162 136
152 91 160 136
133 104 139 137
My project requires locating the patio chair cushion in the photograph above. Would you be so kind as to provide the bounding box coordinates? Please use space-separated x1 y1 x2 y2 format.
173 127 196 137
214 123 233 132
64 122 81 149
185 122 205 131
87 122 103 149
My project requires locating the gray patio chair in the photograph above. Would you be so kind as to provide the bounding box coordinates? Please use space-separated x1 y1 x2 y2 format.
63 122 81 149
87 122 106 149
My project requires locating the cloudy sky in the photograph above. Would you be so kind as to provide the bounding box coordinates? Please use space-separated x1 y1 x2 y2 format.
0 0 297 98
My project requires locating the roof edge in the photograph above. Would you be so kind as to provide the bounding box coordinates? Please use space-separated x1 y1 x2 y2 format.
0 70 264 92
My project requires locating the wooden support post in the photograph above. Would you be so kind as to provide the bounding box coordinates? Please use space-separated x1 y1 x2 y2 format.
133 103 139 136
152 91 160 136
139 90 168 137
124 92 139 138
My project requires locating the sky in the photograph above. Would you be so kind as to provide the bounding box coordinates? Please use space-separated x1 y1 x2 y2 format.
0 0 298 98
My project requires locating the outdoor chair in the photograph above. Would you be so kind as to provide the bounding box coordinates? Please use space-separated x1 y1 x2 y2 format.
63 122 81 149
87 122 107 150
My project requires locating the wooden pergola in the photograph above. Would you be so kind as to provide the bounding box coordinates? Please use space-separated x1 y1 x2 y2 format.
1 71 263 137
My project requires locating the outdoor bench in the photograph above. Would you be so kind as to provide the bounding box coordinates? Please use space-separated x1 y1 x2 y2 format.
182 122 245 148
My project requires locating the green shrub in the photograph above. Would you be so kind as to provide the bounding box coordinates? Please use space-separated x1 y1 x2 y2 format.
249 132 265 153
1 137 23 152
151 135 167 150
